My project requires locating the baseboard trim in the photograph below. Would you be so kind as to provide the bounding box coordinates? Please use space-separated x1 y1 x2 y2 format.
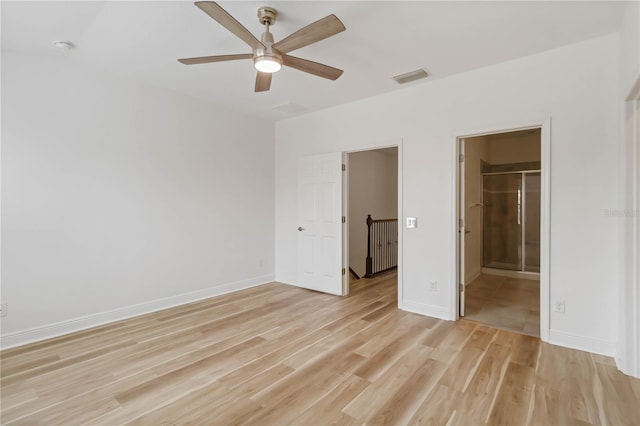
615 354 640 379
271 280 345 296
0 274 275 350
548 329 616 357
464 271 482 286
400 299 451 321
274 280 306 289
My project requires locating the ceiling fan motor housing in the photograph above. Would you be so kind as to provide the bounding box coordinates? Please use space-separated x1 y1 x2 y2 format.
254 16 282 71
257 7 277 26
255 31 282 59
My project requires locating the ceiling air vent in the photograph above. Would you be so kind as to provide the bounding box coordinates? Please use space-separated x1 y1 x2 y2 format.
272 102 308 115
393 68 430 84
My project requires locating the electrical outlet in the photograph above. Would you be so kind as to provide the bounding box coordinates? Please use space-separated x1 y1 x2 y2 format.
554 300 565 314
0 303 7 318
429 280 437 292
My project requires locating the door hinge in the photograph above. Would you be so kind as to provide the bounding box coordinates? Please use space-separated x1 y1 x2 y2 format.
459 218 464 228
342 164 346 171
460 283 464 292
459 154 465 163
342 216 346 224
342 268 346 275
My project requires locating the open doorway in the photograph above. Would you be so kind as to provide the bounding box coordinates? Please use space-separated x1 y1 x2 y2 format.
344 147 399 294
458 129 543 336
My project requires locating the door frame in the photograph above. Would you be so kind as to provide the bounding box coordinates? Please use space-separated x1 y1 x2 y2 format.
459 138 466 316
453 119 551 342
619 76 640 377
341 139 403 302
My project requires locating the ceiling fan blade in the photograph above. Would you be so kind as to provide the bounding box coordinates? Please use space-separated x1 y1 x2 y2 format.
195 1 265 50
282 55 343 80
178 53 252 65
273 14 345 54
255 72 272 92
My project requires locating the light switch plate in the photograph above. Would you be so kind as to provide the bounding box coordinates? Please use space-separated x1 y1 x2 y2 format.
406 217 417 228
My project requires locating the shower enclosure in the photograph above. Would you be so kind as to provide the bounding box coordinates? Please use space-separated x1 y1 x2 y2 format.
482 170 540 273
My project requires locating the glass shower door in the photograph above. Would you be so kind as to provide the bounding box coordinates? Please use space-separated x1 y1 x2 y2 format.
483 173 522 270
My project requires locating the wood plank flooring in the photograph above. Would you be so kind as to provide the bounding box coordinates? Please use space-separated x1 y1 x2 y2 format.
1 272 639 425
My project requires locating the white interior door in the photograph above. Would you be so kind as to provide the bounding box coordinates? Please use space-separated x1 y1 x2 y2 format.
298 152 343 295
459 139 466 316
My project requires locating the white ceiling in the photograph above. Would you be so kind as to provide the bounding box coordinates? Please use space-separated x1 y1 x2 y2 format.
1 1 626 121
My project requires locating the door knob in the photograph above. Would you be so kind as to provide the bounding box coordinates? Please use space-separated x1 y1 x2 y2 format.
297 226 305 232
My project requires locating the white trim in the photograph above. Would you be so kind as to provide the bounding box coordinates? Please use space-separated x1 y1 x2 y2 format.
450 133 461 320
459 138 466 316
401 299 450 320
548 330 616 357
618 76 640 378
342 152 350 296
0 274 274 350
397 139 404 309
274 279 299 287
632 81 639 378
452 119 551 343
539 118 552 342
452 122 545 139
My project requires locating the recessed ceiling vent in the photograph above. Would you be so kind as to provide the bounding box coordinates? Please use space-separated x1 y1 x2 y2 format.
393 68 430 84
272 102 308 115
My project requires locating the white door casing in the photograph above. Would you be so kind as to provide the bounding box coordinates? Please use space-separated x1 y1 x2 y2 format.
298 152 343 296
341 152 349 296
459 139 466 316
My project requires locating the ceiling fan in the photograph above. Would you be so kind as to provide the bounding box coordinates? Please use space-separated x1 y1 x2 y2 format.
178 1 346 92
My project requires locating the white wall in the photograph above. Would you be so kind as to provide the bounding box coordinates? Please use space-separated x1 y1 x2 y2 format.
620 1 640 96
348 149 398 277
1 53 275 347
276 34 620 355
618 0 640 377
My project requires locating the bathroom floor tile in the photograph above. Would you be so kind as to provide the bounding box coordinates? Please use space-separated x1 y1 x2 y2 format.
464 274 540 337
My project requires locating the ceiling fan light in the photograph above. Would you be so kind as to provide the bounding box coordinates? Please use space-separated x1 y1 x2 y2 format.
254 56 282 73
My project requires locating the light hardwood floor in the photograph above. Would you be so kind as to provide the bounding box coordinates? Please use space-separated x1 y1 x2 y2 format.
465 274 540 337
1 272 639 425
